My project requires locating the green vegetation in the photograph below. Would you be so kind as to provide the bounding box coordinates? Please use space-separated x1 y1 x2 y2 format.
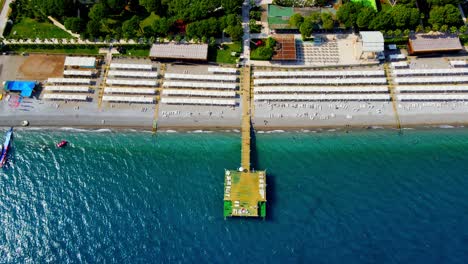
7 17 72 39
5 46 99 55
336 0 462 34
7 0 245 41
273 0 317 7
209 42 242 64
122 47 150 57
251 37 276 61
351 0 377 11
288 12 335 39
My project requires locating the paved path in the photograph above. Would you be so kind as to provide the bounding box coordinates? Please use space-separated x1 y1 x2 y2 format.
0 0 13 37
242 0 251 65
47 16 81 39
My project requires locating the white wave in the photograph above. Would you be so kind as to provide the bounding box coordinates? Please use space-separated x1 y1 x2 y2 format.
232 129 240 133
93 129 112 133
402 127 414 130
190 130 213 133
327 129 337 132
164 130 178 133
257 131 265 134
369 126 384 129
439 125 455 129
266 130 285 133
60 127 89 132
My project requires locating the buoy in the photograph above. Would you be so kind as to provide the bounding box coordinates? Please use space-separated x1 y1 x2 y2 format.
21 120 29 126
238 167 244 172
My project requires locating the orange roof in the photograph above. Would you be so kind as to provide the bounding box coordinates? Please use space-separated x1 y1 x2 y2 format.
272 35 297 61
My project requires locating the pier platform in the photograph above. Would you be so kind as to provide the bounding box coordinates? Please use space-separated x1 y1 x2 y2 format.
223 170 266 218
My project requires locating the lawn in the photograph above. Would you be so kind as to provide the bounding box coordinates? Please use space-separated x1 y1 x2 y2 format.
8 17 73 39
209 42 242 64
351 0 377 11
123 47 150 57
6 46 99 55
140 12 159 30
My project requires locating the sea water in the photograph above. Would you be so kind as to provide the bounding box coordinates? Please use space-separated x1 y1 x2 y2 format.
1 129 468 263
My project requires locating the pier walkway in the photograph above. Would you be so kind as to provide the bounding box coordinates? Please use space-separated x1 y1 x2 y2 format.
224 65 267 219
241 66 251 171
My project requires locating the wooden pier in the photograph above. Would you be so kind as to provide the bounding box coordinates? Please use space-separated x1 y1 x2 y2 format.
224 66 267 219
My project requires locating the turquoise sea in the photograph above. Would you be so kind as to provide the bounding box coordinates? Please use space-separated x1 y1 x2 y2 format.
1 128 468 263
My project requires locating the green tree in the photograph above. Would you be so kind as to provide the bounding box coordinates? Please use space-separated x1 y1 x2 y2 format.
450 26 458 34
64 17 83 33
369 11 392 30
86 20 101 38
321 12 335 30
139 0 161 13
221 0 243 14
394 29 402 36
356 7 375 29
89 3 107 21
225 24 243 41
337 2 362 28
429 4 462 27
440 24 449 32
122 16 141 38
289 13 304 28
300 20 314 39
106 0 126 10
403 29 410 36
459 25 467 33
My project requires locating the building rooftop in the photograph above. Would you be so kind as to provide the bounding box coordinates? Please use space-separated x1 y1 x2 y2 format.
360 31 384 53
64 56 96 68
149 43 208 61
272 35 297 61
408 34 463 55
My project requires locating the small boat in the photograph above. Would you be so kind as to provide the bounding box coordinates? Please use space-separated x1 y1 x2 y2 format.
56 140 68 148
0 127 14 168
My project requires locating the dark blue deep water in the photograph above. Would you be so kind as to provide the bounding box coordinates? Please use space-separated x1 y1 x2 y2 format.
1 128 468 263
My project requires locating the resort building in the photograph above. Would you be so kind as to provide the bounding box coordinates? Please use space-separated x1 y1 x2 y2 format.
408 34 463 55
149 43 209 61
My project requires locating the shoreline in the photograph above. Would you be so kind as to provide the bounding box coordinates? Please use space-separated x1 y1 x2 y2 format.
2 121 467 132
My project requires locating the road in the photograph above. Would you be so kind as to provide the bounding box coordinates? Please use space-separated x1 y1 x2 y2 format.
242 0 251 65
0 0 13 37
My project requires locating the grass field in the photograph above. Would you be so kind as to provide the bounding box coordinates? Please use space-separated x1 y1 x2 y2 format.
8 17 73 39
351 0 377 11
140 12 159 30
208 42 242 64
123 47 149 57
6 46 99 55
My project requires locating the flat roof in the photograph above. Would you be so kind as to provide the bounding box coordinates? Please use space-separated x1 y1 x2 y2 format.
408 34 463 54
149 43 208 61
271 35 297 61
64 56 96 68
360 31 384 52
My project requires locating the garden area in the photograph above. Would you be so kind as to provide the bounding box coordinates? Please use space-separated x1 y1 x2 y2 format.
250 37 276 61
7 17 73 39
208 42 242 64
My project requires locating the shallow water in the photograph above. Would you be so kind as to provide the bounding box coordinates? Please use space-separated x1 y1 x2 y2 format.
1 129 468 263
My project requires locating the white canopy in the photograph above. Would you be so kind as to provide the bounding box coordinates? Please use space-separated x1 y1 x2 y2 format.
43 93 88 101
394 76 468 84
397 93 468 101
254 94 390 101
106 79 157 86
104 87 156 94
208 67 238 74
163 81 237 89
162 89 236 97
109 63 153 70
44 86 90 92
64 57 96 68
63 70 94 76
396 85 468 92
253 70 385 78
254 86 389 93
164 73 237 82
360 31 384 52
254 78 387 85
47 78 91 84
393 68 468 76
102 96 154 103
161 97 236 106
107 70 158 78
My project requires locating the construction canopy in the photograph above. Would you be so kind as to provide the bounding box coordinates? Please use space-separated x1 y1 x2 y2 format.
360 31 384 53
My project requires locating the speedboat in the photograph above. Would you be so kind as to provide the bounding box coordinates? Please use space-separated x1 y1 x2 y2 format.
0 127 14 167
57 140 68 148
